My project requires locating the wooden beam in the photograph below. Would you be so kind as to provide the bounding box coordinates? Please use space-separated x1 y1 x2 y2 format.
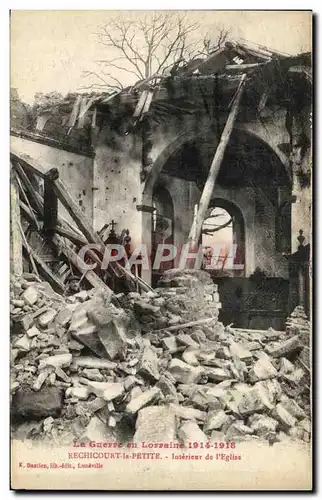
154 317 217 333
16 175 40 231
52 234 113 295
225 63 265 72
17 219 39 277
188 74 247 248
13 160 44 215
10 174 23 275
46 167 152 291
43 169 58 235
19 200 39 229
54 225 87 247
47 167 103 246
10 151 47 178
15 160 153 293
21 239 65 293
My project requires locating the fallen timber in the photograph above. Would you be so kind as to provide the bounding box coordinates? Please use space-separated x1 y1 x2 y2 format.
10 152 152 295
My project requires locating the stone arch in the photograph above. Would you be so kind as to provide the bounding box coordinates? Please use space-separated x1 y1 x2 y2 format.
143 129 199 204
141 125 290 283
143 124 290 203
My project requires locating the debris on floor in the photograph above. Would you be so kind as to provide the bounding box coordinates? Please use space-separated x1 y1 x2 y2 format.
10 269 311 447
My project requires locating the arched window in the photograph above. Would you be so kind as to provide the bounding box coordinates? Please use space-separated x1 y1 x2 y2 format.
202 200 245 277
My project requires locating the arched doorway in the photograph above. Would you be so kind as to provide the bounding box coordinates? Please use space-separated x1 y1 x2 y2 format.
202 199 245 277
141 126 291 287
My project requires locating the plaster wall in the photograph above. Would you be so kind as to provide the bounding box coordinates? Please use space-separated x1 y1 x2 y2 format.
10 135 94 224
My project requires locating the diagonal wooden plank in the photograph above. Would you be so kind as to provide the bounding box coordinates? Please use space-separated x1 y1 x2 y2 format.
188 73 247 248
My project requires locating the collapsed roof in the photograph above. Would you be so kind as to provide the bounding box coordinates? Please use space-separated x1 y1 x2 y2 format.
69 39 312 128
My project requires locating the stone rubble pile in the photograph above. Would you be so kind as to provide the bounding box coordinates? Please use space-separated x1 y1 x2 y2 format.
10 270 310 447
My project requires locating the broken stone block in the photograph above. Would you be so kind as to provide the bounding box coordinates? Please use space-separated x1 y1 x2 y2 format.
133 300 160 317
248 413 279 437
19 314 33 332
22 286 38 306
245 342 262 351
177 333 199 348
282 368 305 384
124 376 140 391
12 386 63 420
225 421 254 441
169 404 206 422
38 308 57 328
178 420 208 447
33 368 52 391
264 327 282 341
104 401 115 413
273 403 297 430
80 416 116 443
265 336 301 358
134 406 177 443
87 381 124 401
157 375 177 399
229 341 252 362
26 326 40 338
279 357 295 374
262 378 283 402
97 320 127 360
14 334 31 352
55 304 77 328
204 367 231 382
279 396 306 419
190 386 222 412
38 353 72 370
238 381 274 416
108 416 116 427
126 387 162 414
55 367 70 383
73 357 117 370
48 372 56 386
191 329 207 344
67 339 84 351
182 347 200 366
127 358 139 367
43 416 54 433
298 418 310 433
248 356 278 382
289 426 305 440
161 336 178 353
66 386 90 400
82 368 104 382
87 398 107 413
216 346 231 360
168 314 182 326
204 409 228 432
177 384 198 397
130 386 143 400
138 347 160 382
11 299 25 308
210 430 226 442
168 358 203 384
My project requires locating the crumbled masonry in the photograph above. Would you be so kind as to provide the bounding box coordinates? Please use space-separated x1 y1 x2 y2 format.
10 270 310 446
